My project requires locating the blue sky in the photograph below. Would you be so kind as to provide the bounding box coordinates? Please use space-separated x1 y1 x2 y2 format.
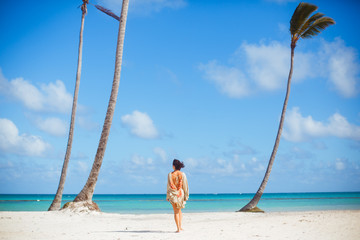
0 0 359 194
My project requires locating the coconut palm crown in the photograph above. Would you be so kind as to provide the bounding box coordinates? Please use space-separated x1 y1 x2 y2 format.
290 2 335 48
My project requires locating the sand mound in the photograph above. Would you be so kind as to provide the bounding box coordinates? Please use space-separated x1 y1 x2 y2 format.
60 201 100 214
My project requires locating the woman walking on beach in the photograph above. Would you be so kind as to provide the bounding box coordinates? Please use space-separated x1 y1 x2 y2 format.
167 159 189 233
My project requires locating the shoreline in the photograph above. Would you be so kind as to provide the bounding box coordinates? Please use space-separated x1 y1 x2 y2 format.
1 210 359 240
2 192 359 213
2 208 360 214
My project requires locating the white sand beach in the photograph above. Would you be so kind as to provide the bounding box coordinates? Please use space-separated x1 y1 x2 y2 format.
1 210 359 240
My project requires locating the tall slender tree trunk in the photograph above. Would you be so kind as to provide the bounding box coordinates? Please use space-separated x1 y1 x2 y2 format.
74 0 129 203
239 45 295 212
48 3 87 211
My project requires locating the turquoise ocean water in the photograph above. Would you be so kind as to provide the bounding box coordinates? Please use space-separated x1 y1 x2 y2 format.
1 192 359 213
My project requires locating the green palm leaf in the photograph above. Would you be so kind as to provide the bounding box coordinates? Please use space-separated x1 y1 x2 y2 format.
297 12 325 36
290 2 318 36
301 17 335 39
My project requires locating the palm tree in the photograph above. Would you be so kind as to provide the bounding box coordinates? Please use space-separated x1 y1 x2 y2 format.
48 0 89 211
48 1 120 211
239 2 334 212
68 0 129 210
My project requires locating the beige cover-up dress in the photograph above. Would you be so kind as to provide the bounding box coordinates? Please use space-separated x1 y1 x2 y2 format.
166 171 189 209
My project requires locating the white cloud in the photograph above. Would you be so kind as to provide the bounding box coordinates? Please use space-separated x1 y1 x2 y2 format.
40 80 72 113
199 38 359 98
121 110 159 139
98 0 186 15
156 66 181 85
335 158 345 171
185 157 198 169
240 163 246 170
187 154 266 177
131 154 143 165
0 70 72 113
131 154 154 169
199 41 313 97
179 154 269 178
216 158 235 175
129 174 159 184
241 41 314 90
253 163 265 172
283 107 360 142
198 60 251 98
77 116 100 131
242 41 288 90
153 147 167 163
34 117 67 137
321 38 360 97
0 118 50 156
0 75 42 110
77 161 89 173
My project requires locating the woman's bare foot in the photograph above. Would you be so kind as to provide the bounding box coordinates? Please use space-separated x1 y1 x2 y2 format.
176 230 180 233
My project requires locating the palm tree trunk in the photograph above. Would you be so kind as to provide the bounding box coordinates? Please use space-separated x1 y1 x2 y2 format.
239 45 295 212
74 0 129 203
48 4 86 211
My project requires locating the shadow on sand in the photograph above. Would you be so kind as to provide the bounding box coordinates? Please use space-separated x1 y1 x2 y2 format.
101 230 175 234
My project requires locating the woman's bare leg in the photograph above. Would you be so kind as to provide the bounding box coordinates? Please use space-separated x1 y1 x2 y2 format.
172 204 180 232
179 208 184 230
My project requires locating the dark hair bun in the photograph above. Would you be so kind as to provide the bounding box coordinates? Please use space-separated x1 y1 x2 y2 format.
173 159 185 170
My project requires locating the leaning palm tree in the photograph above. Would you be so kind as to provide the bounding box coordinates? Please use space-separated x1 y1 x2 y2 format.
48 0 89 211
239 2 334 212
62 0 129 211
49 1 120 211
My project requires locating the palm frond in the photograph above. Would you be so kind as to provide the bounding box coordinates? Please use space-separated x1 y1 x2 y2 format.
297 12 324 36
290 2 318 36
300 17 335 39
95 5 120 21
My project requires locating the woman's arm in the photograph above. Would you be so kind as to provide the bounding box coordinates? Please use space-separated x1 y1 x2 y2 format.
182 173 189 201
166 173 171 201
